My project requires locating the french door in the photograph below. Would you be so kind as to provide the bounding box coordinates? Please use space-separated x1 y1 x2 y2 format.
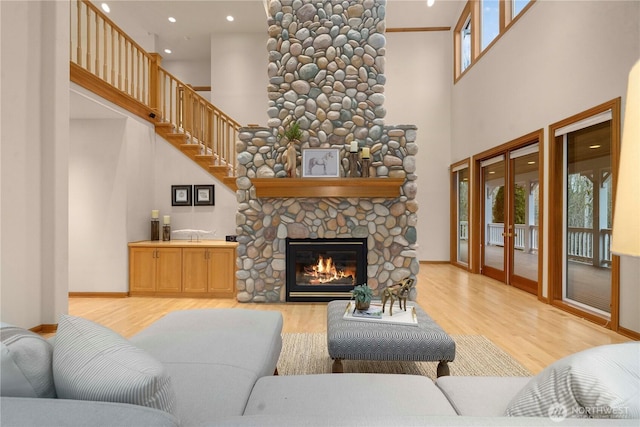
476 133 542 295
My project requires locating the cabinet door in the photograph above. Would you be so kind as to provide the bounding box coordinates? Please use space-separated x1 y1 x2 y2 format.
182 248 209 293
129 248 156 293
208 248 235 297
156 248 183 293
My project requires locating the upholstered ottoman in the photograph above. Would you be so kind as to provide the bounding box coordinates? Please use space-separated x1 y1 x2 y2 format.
327 300 456 376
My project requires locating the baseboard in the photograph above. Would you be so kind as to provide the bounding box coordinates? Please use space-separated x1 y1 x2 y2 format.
29 324 57 334
618 326 640 340
69 292 129 298
419 260 450 264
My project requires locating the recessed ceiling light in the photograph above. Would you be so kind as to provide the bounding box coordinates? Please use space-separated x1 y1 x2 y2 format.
427 0 435 7
168 17 176 23
101 3 110 13
590 144 601 149
164 49 172 54
226 15 234 22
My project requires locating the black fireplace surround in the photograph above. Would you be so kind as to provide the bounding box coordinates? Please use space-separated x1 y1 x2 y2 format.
285 237 368 302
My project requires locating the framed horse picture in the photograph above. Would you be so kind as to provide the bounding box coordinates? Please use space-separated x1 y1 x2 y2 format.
302 148 340 178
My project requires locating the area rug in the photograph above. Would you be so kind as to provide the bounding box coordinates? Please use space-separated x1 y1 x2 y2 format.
277 333 531 379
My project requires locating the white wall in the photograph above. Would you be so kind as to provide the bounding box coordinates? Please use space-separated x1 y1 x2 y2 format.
1 1 69 328
385 30 453 262
210 32 269 127
70 119 129 292
162 59 212 102
450 0 640 332
151 141 237 240
68 90 238 293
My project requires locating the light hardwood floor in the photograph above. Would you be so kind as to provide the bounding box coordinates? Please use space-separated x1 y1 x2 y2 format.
66 263 631 374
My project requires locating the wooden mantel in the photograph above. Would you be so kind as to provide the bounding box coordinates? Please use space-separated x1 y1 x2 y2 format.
251 178 404 198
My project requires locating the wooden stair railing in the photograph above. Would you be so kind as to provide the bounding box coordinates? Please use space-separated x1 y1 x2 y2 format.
70 0 240 190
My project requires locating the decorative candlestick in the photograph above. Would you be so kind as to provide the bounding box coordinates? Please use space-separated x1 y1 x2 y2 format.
361 158 371 178
361 148 370 178
349 152 359 177
162 216 171 241
150 210 160 241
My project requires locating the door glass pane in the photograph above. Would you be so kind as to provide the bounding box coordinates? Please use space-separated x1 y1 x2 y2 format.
483 159 505 272
565 121 612 314
457 168 470 265
512 152 539 281
481 0 500 51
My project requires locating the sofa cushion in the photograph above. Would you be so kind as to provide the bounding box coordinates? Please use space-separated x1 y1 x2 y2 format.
244 373 458 416
436 376 531 416
505 342 640 419
52 315 176 414
0 323 56 398
130 309 284 425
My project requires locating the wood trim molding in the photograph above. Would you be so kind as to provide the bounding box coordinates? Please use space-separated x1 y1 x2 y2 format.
618 326 640 341
387 27 451 33
419 260 450 264
29 324 58 334
69 292 129 298
71 63 156 124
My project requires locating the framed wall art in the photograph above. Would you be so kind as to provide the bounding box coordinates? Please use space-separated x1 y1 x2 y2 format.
171 185 192 206
194 185 215 206
302 148 340 178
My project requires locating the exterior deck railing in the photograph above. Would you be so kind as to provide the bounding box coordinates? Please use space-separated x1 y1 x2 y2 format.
485 223 611 267
70 0 240 176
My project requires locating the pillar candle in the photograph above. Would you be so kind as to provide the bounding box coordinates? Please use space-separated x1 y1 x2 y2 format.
361 147 370 159
151 210 159 219
163 215 171 225
350 141 358 152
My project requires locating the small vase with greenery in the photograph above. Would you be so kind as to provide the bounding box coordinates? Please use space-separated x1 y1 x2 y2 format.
352 283 373 311
279 121 303 178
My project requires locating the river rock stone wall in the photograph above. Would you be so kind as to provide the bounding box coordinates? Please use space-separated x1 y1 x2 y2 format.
234 0 419 302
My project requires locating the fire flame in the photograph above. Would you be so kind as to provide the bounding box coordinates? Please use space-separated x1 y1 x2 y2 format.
304 256 354 284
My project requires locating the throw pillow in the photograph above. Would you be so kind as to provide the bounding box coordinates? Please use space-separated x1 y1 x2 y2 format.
53 314 176 414
505 342 639 419
0 323 56 398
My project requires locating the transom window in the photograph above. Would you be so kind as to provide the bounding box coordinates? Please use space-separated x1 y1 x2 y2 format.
454 0 535 81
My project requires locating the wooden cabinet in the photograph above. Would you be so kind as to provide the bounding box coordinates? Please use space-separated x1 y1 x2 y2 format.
182 248 235 297
128 241 237 298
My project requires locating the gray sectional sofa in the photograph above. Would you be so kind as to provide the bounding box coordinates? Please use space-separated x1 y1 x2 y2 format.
1 308 638 426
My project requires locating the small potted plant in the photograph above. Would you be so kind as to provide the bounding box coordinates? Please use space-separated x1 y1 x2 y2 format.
352 283 373 311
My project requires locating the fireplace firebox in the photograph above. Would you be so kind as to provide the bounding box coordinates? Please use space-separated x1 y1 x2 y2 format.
286 237 367 302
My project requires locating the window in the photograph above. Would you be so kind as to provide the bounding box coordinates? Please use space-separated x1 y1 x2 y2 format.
454 0 535 81
461 17 472 72
513 0 529 18
481 0 500 51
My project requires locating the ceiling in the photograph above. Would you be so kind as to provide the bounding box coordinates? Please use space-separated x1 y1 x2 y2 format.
93 0 465 62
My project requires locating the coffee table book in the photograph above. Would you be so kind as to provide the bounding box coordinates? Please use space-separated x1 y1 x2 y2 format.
343 301 418 326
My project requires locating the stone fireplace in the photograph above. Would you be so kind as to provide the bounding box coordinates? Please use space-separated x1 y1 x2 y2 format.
234 0 419 303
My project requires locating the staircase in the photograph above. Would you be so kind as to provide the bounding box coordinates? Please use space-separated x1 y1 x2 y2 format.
70 0 240 192
154 123 238 191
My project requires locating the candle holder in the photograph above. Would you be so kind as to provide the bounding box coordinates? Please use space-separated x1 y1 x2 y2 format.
162 224 171 241
151 218 160 241
361 158 370 178
349 152 360 177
